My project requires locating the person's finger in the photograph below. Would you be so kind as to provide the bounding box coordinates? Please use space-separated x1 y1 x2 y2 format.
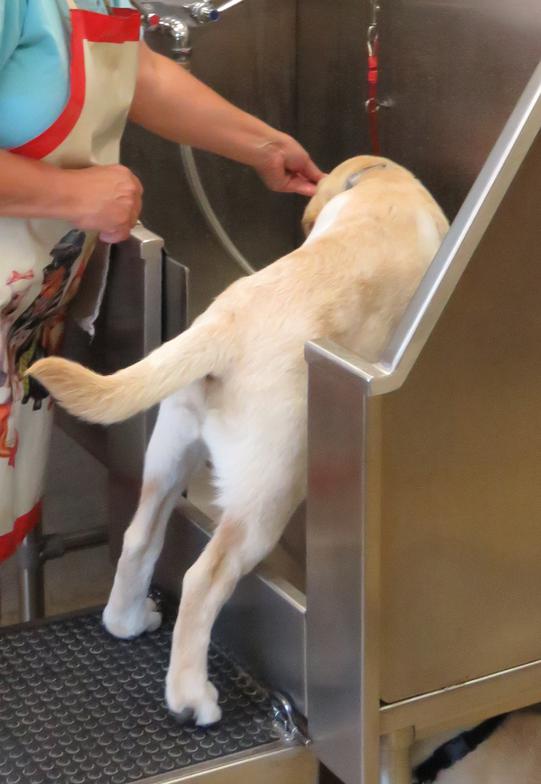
282 176 318 197
299 158 325 183
99 228 129 244
130 200 142 228
132 174 144 196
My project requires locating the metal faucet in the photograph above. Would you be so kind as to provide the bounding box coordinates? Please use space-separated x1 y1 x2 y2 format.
157 15 191 62
131 1 221 64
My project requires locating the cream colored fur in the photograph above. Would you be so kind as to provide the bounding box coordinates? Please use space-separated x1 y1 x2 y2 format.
421 710 541 784
30 156 449 727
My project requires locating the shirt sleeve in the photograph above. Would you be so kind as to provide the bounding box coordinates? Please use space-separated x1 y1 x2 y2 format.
0 0 26 74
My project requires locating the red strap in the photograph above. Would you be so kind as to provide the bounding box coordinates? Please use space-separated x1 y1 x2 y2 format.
0 501 42 562
366 35 381 155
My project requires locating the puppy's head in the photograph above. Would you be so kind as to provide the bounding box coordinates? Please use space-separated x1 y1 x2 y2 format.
302 155 397 237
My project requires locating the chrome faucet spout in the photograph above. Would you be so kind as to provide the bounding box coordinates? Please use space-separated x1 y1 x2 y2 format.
158 16 191 62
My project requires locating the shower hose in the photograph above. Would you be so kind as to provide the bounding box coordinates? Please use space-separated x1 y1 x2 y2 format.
180 145 256 276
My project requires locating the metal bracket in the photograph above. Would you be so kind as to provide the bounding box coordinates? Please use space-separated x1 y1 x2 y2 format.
271 693 311 746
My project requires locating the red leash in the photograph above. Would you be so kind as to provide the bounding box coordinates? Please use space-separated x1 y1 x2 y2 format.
366 2 382 154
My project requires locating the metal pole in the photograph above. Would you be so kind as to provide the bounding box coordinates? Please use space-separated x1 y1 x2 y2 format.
380 727 415 784
17 523 45 622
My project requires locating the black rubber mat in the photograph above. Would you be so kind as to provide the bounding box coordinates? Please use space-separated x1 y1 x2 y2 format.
0 611 280 784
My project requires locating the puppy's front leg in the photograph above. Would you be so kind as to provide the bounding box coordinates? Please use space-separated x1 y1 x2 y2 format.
104 391 204 640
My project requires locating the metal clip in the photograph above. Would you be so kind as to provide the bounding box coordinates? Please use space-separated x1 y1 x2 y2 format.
367 24 379 57
365 96 380 114
367 0 380 54
365 96 394 113
271 693 311 746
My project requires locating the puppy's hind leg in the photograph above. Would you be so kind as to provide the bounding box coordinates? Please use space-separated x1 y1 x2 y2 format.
103 386 205 640
165 457 304 725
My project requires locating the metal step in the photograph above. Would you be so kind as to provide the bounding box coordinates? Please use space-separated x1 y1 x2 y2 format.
0 611 313 784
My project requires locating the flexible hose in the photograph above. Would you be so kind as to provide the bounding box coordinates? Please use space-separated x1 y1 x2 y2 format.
216 0 246 10
180 145 256 276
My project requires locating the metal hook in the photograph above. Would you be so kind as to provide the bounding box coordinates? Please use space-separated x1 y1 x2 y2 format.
367 25 379 57
365 97 380 114
370 1 380 28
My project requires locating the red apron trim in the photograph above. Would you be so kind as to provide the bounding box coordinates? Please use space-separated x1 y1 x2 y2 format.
11 18 85 160
0 501 42 562
10 9 140 160
76 8 141 44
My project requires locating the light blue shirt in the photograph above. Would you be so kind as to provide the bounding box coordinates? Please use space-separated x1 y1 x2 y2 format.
0 0 134 150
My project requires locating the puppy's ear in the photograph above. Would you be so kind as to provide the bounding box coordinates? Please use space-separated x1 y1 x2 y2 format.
301 198 319 237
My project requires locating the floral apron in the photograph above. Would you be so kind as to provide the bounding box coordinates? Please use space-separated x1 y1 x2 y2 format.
0 0 140 561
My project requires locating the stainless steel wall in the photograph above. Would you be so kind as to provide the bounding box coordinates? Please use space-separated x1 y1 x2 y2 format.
378 0 541 218
297 0 541 220
296 0 371 172
381 130 541 702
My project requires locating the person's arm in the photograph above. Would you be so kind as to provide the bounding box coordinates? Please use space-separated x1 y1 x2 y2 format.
129 43 323 196
0 150 142 243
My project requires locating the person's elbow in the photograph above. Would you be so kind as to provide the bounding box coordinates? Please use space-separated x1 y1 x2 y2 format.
129 42 161 122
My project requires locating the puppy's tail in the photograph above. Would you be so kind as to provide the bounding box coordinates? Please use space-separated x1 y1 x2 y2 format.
28 320 232 425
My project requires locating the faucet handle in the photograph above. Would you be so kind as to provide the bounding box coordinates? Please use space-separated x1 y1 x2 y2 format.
146 12 161 30
188 1 220 24
130 0 161 30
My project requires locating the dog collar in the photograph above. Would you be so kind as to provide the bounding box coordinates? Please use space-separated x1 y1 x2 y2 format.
413 714 508 783
345 163 388 190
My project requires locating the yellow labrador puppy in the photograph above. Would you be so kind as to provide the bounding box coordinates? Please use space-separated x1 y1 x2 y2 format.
30 155 448 725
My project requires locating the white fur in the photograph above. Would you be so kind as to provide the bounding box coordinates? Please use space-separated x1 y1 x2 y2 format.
303 190 353 245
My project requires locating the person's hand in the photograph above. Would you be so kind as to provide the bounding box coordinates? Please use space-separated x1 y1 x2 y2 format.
253 134 324 197
66 164 143 244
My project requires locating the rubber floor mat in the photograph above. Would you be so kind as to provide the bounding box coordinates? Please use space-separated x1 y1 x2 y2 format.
0 611 280 784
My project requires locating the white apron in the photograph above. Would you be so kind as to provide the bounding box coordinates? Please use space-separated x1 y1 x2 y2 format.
0 0 140 560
